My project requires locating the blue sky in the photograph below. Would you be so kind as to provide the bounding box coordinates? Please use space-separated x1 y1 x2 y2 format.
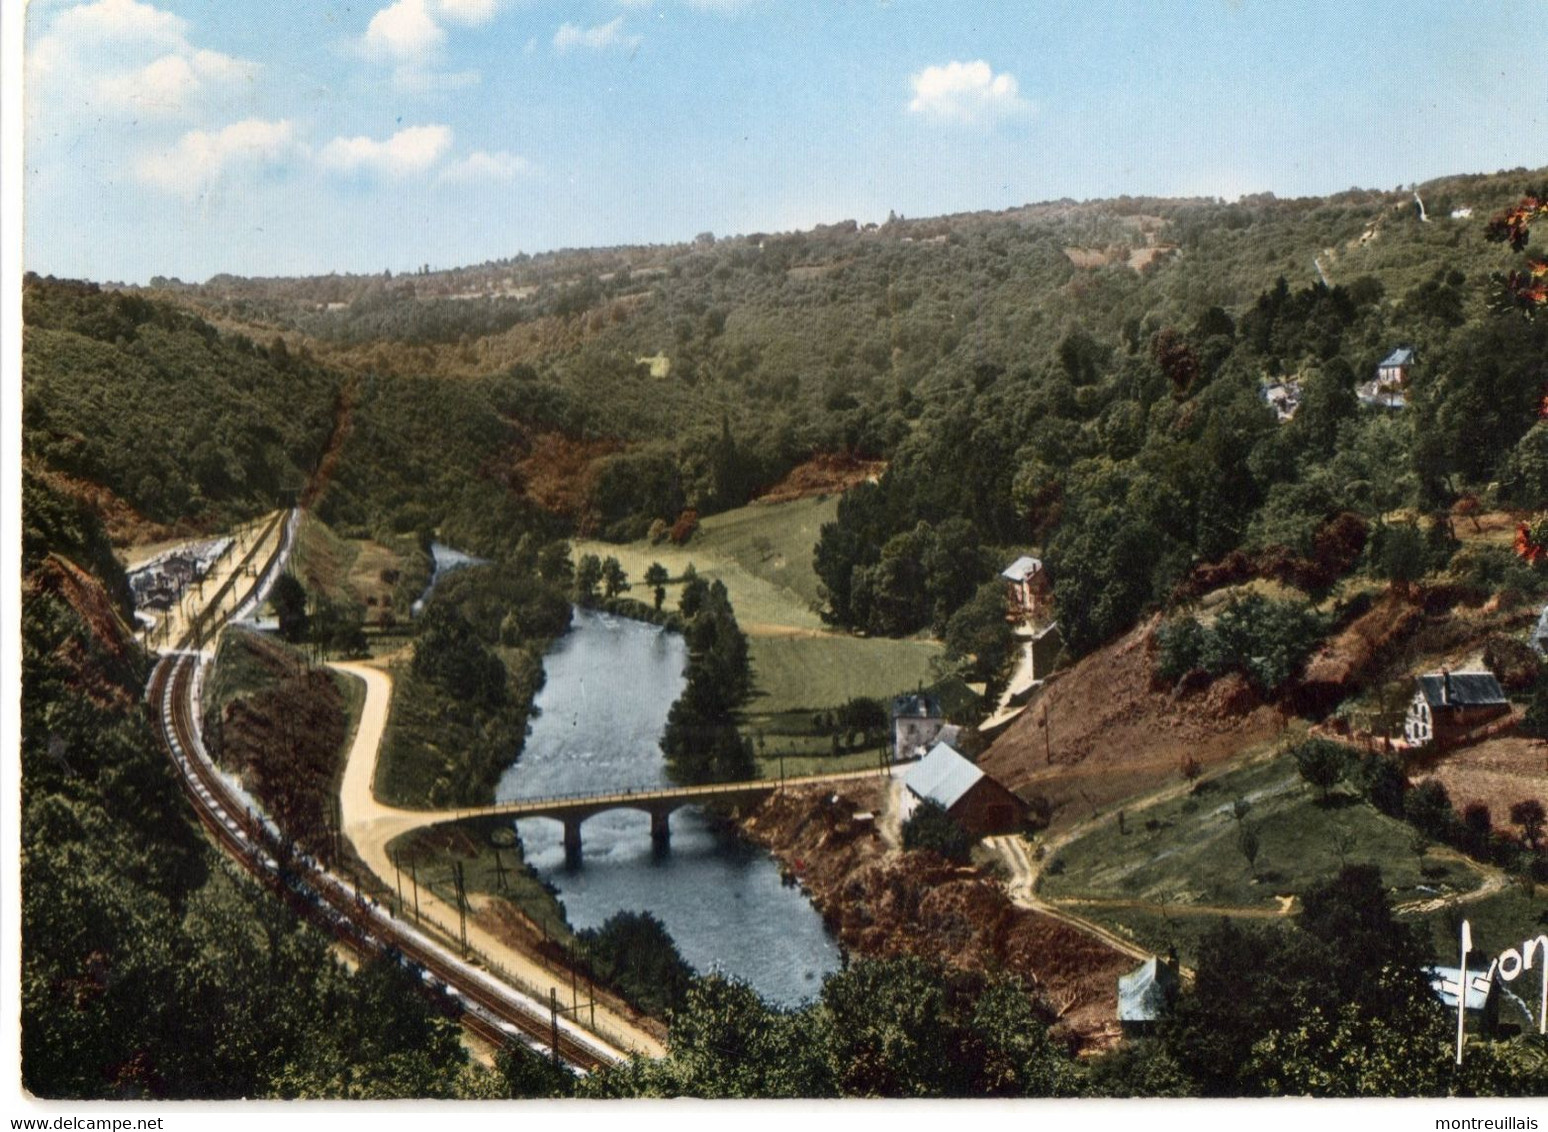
20 0 1548 283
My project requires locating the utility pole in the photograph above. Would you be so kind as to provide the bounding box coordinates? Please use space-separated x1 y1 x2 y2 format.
452 861 468 956
550 987 560 1065
409 856 421 924
393 850 405 917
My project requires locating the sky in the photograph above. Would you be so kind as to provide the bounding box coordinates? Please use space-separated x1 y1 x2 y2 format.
18 0 1548 284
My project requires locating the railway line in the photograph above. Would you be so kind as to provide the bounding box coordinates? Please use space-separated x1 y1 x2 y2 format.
144 515 626 1076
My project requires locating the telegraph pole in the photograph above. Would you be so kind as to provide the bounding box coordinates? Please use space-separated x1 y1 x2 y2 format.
549 987 560 1065
452 861 469 956
393 850 405 916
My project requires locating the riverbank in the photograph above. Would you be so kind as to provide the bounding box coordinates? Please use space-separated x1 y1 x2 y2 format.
739 780 1136 1052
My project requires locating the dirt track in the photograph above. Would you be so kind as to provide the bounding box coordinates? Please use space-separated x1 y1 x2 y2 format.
329 660 666 1058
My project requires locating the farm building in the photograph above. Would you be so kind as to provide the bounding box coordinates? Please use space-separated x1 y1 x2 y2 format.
1427 965 1500 1034
1001 555 1045 619
901 741 1025 837
1117 955 1181 1037
1262 379 1301 422
1403 670 1511 747
1377 347 1415 386
892 692 945 762
1357 347 1414 409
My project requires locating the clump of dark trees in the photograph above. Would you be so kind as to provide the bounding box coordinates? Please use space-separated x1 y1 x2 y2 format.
384 544 574 807
661 573 756 784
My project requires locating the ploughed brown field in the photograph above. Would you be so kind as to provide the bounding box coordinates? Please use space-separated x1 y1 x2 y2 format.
1413 736 1548 830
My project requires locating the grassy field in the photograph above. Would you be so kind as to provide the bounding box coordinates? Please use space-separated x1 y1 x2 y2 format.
747 634 942 714
572 495 837 632
1041 753 1491 916
577 495 951 767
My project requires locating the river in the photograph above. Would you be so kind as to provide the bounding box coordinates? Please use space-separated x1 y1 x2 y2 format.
494 607 842 1007
411 541 487 616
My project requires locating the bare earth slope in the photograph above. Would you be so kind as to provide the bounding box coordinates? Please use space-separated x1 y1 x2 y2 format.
979 616 1287 831
743 782 1134 1051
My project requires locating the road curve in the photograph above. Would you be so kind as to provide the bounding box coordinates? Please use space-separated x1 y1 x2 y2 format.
329 660 666 1059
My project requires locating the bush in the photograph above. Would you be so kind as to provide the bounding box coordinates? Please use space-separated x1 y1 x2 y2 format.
1155 594 1326 693
1290 738 1353 802
902 800 972 864
1482 634 1540 693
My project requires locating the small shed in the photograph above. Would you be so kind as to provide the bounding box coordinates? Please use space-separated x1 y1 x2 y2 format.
902 741 1025 837
1404 670 1510 747
1001 556 1044 617
892 692 944 762
1118 955 1181 1037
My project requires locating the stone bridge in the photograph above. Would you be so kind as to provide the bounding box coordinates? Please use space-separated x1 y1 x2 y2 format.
446 767 896 861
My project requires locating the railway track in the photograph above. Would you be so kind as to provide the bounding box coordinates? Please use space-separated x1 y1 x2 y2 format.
144 524 624 1075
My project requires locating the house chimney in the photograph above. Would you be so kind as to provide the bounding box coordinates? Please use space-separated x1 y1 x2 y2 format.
1441 667 1451 706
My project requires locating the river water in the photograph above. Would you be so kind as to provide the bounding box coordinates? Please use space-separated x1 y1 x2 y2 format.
411 541 487 616
494 607 841 1007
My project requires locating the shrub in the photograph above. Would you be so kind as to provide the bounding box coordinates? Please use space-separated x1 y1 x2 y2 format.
1155 594 1326 693
902 800 972 864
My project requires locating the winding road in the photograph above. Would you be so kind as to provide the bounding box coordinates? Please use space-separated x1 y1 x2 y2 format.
329 660 666 1058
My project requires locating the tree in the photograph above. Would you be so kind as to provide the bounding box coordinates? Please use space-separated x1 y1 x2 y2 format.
644 562 669 611
1509 799 1546 850
575 911 694 1018
1292 738 1349 803
1485 190 1548 316
601 556 629 599
1236 824 1261 877
270 573 309 643
902 800 971 864
573 553 602 604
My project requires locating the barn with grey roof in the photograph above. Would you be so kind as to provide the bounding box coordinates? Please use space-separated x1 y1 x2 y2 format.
902 741 1025 837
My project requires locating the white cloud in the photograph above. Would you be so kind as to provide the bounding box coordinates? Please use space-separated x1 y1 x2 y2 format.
433 0 501 26
48 0 188 52
438 150 529 184
319 124 454 177
137 118 298 197
28 0 259 120
363 0 446 62
908 60 1028 125
554 17 640 53
95 49 257 117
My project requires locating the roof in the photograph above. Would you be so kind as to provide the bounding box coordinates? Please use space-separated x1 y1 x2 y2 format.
904 742 984 811
1427 966 1494 1012
1118 957 1180 1022
892 692 941 720
1414 672 1508 709
1001 556 1042 583
1380 347 1415 368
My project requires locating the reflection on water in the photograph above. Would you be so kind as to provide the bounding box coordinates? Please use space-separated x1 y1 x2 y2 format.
496 608 841 1006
